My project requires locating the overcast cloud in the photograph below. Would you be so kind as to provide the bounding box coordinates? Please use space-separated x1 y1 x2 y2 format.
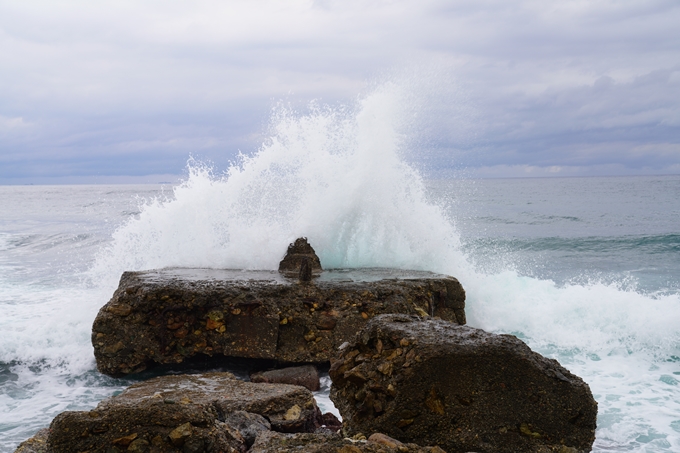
1 0 679 183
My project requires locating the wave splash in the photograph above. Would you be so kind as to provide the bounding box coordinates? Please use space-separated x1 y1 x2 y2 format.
90 83 463 285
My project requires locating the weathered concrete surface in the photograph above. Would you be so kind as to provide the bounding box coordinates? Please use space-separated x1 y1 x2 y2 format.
43 372 322 453
251 365 321 391
250 431 448 453
330 315 597 453
92 268 465 376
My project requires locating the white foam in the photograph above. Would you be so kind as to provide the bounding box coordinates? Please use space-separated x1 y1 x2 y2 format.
89 83 463 286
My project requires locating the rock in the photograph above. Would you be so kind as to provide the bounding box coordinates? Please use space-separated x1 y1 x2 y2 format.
168 422 193 446
249 431 447 453
251 365 320 391
367 432 403 448
321 412 342 432
127 438 150 453
42 372 322 453
222 411 271 447
279 237 323 277
299 257 314 282
14 428 49 453
330 315 597 453
92 268 465 376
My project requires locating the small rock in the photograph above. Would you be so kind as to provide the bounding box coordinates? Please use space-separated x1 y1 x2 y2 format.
368 432 403 448
107 303 132 316
284 405 302 421
112 433 138 447
168 422 193 447
250 365 320 391
316 311 338 330
278 237 323 276
182 435 206 453
322 412 342 432
127 438 149 453
223 411 271 447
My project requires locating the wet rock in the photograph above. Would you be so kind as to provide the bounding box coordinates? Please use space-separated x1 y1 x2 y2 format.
249 431 447 453
92 268 465 376
222 411 271 447
41 372 322 453
367 432 403 448
168 422 193 447
251 365 320 391
330 315 597 453
278 237 323 277
321 412 342 432
14 428 49 453
299 257 314 282
126 438 149 453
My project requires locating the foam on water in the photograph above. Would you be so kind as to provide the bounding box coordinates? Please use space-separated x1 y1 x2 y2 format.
0 187 154 451
2 83 680 452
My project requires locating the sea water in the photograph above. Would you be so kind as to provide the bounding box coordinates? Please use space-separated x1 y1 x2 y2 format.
1 86 680 452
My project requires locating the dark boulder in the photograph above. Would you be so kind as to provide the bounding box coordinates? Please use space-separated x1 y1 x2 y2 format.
278 237 323 277
43 372 322 453
321 412 342 432
330 315 597 453
92 268 465 376
251 365 320 391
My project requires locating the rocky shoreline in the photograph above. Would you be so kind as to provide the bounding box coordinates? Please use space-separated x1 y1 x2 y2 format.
14 239 597 453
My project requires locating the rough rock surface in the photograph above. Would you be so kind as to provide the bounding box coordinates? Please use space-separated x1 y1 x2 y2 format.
278 237 323 277
14 428 49 453
330 315 597 453
249 431 447 453
92 268 465 376
42 372 322 453
222 411 271 447
251 365 320 391
322 412 343 432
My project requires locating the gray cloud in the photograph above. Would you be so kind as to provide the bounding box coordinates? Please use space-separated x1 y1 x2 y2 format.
0 0 679 182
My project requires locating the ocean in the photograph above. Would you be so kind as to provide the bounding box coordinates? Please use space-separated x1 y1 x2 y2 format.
1 88 680 452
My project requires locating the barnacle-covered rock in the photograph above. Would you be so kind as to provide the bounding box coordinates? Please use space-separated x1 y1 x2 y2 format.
330 315 597 453
92 267 465 376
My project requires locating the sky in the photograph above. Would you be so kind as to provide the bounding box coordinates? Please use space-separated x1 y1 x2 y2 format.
1 0 679 183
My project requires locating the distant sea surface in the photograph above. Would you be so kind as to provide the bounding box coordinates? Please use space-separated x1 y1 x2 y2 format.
1 175 679 452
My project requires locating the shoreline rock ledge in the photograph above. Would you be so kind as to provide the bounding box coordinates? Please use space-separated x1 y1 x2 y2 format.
26 372 324 453
92 239 466 377
14 370 447 453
